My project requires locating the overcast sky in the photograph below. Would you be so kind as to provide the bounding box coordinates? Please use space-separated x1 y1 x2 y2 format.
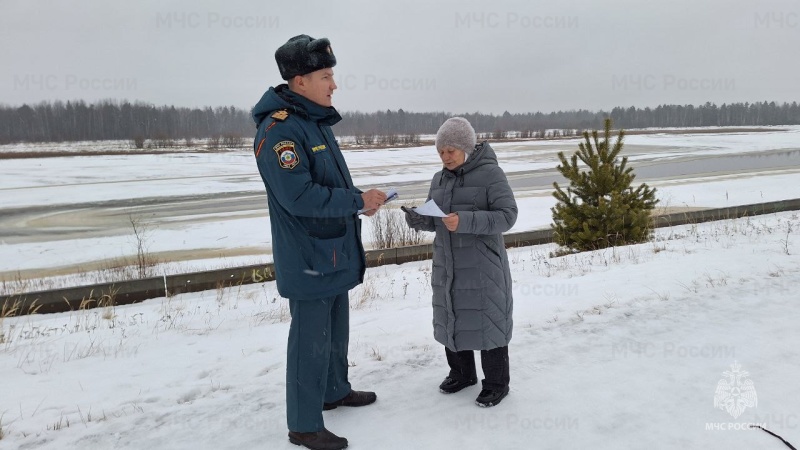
2 0 798 114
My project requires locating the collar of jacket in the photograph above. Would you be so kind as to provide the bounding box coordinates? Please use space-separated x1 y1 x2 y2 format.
440 141 492 180
274 84 342 126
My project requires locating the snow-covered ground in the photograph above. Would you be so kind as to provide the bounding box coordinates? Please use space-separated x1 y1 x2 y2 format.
2 127 800 287
1 211 798 449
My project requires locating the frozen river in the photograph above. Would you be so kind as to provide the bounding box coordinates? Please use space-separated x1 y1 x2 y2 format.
1 127 799 282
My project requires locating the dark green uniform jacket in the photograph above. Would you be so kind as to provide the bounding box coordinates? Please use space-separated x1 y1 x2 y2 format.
252 85 366 300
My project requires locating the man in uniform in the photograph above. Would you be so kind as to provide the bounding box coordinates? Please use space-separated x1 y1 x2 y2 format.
252 34 386 450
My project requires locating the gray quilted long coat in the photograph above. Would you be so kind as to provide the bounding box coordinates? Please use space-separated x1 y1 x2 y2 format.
410 142 517 351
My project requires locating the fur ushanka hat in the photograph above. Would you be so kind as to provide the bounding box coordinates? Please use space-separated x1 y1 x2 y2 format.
275 34 337 80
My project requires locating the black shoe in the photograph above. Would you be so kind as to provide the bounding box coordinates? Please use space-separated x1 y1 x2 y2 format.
475 386 509 407
439 376 478 394
323 390 377 411
288 428 348 450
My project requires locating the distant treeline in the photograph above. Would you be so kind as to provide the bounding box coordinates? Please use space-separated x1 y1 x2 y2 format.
337 101 800 137
0 100 251 144
0 100 798 144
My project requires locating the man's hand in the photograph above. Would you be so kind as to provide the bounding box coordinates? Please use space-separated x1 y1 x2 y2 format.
361 189 387 213
442 213 459 232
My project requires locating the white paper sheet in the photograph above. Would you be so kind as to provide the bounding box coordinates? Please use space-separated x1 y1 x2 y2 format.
413 199 448 217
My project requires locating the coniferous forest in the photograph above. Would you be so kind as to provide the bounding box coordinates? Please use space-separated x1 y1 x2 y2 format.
0 100 798 144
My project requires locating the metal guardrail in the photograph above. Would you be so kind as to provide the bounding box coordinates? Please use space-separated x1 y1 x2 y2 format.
2 198 799 316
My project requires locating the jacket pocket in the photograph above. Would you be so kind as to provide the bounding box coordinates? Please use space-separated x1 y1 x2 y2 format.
311 235 350 275
480 235 503 260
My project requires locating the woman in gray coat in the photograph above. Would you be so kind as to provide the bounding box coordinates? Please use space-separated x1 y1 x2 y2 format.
404 117 517 407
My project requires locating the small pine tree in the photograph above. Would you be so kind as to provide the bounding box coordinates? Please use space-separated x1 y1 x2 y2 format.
551 119 658 253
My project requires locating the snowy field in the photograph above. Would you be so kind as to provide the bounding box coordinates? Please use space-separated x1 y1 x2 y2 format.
2 126 800 289
0 210 798 449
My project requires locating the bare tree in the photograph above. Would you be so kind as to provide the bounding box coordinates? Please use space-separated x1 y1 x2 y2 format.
207 135 221 150
222 135 245 148
129 215 158 279
131 136 145 149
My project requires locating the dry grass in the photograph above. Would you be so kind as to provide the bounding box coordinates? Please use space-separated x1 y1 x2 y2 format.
249 286 290 326
1 297 43 346
352 279 377 310
215 281 228 305
1 299 21 344
251 298 290 325
100 296 117 321
370 205 425 250
781 221 794 255
77 406 106 427
1 298 21 318
47 414 70 431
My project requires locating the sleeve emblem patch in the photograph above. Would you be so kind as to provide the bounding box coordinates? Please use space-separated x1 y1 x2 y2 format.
273 140 299 169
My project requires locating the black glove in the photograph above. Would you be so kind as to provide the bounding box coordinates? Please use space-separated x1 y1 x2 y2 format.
401 206 428 229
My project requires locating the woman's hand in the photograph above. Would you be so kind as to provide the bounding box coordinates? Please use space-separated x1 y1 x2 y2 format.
402 206 425 228
442 213 459 232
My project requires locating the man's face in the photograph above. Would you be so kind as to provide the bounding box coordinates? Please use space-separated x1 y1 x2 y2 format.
294 68 337 107
438 145 466 170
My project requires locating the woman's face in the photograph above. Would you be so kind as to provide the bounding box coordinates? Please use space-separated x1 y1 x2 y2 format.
438 145 466 171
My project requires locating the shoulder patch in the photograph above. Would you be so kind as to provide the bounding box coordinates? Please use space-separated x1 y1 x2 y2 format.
271 110 289 121
273 140 299 169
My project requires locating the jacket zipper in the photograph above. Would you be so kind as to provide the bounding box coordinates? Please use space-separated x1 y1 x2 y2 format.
319 125 349 186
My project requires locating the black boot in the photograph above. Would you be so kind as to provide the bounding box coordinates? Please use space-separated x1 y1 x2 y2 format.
439 376 477 394
288 428 348 450
476 346 510 406
475 386 510 407
442 347 478 393
323 390 377 411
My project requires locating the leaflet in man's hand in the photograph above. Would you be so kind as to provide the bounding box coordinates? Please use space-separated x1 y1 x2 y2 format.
358 188 399 215
384 188 399 203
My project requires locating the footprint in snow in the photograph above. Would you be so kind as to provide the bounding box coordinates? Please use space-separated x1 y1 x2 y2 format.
177 388 202 404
